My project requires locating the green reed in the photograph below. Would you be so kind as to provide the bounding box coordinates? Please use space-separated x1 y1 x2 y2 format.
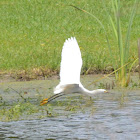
71 0 138 86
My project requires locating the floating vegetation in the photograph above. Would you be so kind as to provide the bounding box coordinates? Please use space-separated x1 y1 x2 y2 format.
0 91 97 122
0 102 53 122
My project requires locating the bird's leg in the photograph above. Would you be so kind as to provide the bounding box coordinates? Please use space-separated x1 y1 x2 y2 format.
40 93 64 105
47 93 65 104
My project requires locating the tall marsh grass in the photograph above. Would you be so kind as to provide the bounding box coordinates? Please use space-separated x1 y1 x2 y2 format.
71 0 138 86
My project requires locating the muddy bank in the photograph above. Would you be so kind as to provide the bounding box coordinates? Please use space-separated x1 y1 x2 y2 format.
1 67 138 82
0 68 59 82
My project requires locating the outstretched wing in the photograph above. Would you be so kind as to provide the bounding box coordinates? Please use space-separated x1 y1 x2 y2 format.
60 37 82 85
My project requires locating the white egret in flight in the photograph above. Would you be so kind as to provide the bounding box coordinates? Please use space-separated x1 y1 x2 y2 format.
40 37 107 105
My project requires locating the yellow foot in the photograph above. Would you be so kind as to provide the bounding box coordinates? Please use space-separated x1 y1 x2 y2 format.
40 98 48 106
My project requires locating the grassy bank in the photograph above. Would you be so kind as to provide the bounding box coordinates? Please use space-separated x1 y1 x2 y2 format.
0 0 139 76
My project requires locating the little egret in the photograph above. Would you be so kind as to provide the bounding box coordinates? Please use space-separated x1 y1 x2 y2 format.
40 37 107 105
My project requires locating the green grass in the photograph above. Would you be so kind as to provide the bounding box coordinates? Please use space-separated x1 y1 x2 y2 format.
0 0 139 74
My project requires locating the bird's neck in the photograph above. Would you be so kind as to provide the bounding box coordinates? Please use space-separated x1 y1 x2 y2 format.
80 87 97 95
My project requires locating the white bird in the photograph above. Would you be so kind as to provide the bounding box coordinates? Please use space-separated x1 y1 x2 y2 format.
40 37 107 105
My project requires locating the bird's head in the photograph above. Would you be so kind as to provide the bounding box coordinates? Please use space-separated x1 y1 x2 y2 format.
91 89 108 95
96 89 108 93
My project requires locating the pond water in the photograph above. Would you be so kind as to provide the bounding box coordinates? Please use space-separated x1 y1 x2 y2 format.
0 75 140 139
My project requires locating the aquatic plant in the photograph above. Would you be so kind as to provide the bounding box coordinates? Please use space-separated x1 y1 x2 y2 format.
0 102 53 122
71 0 138 87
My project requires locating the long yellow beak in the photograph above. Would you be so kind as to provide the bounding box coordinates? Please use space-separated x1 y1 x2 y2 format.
104 90 109 93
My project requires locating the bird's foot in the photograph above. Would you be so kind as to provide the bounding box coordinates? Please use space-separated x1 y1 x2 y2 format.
40 98 48 106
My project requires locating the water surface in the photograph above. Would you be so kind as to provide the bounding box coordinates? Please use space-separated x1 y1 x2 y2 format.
0 75 140 139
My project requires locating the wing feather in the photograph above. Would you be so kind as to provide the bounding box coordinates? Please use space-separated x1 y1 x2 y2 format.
59 37 82 85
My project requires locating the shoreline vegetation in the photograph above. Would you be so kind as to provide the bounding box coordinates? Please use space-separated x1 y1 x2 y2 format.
0 69 139 83
0 0 139 82
0 68 115 82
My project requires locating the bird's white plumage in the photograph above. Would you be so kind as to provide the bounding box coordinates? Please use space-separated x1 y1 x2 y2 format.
60 37 82 85
40 37 107 106
53 37 107 95
54 37 82 94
